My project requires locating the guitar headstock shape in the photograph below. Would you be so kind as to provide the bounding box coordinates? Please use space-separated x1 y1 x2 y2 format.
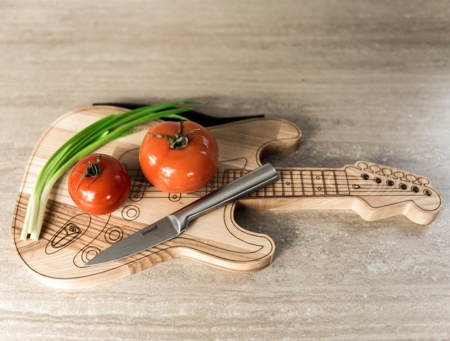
344 161 443 224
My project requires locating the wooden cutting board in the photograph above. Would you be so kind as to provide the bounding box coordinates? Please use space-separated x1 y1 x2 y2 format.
11 106 443 289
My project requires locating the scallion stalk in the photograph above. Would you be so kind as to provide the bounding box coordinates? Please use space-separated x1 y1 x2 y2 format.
21 100 197 241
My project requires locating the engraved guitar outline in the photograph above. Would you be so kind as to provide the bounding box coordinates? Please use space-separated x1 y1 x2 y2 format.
12 107 444 288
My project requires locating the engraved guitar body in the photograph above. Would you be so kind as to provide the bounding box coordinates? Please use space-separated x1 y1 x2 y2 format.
11 106 443 288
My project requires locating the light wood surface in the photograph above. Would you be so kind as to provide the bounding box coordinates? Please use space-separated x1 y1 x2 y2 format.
13 106 443 288
1 1 450 340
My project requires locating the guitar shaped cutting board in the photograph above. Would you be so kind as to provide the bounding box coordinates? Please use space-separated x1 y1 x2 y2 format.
12 106 443 288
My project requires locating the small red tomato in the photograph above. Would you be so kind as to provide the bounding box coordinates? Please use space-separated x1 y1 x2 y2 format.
68 154 131 215
139 121 219 193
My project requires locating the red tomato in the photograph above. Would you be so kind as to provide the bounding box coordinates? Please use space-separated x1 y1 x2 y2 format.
68 154 131 215
139 121 219 193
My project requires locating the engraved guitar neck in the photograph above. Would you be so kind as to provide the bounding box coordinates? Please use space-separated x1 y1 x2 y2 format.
205 162 443 224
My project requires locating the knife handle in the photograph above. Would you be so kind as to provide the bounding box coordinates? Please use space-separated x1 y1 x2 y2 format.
93 102 264 127
173 164 279 231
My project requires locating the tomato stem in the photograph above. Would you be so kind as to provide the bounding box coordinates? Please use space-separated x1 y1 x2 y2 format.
74 154 103 191
151 121 200 149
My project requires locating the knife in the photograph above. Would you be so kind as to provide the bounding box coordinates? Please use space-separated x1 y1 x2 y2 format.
84 163 279 266
92 102 265 127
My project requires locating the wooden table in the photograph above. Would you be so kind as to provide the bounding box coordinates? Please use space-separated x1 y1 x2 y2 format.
1 1 449 339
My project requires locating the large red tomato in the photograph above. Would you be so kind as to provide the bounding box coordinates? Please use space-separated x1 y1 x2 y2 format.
139 121 219 193
68 154 131 215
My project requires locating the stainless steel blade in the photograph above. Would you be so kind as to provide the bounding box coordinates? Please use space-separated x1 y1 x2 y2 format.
85 215 181 266
84 163 278 267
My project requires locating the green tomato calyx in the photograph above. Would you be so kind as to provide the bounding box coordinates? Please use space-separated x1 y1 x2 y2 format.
151 121 200 149
74 154 103 191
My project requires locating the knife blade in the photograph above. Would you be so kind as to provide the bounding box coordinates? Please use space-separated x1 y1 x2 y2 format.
84 163 278 266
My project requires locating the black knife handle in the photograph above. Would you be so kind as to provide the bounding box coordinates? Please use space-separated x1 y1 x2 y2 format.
92 102 264 127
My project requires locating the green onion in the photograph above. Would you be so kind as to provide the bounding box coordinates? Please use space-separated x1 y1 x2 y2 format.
21 100 197 241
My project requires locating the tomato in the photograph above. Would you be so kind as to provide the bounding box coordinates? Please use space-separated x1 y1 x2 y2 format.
68 154 131 215
139 121 219 193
